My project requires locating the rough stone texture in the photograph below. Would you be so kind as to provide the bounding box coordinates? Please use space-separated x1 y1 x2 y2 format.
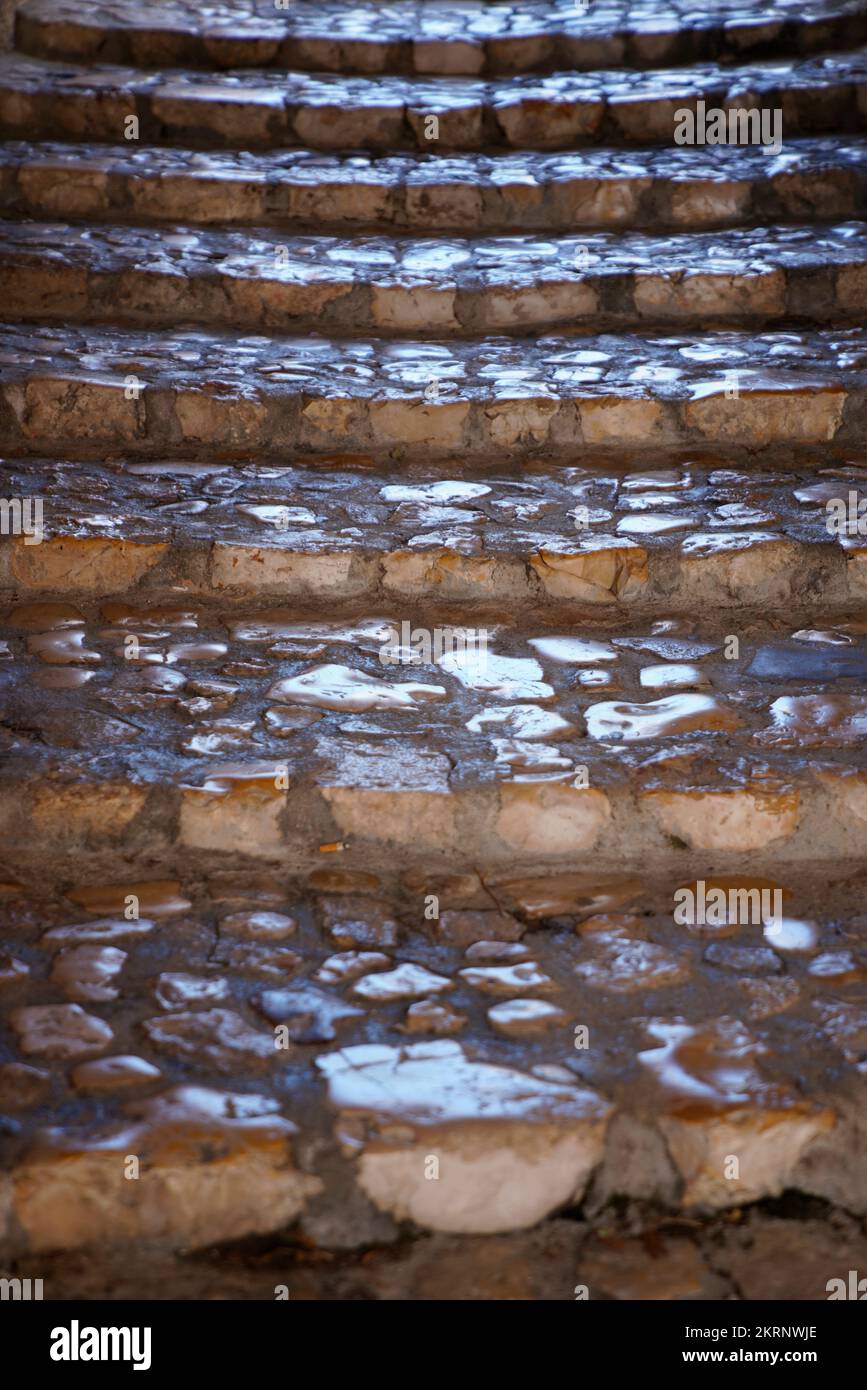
2 138 866 232
0 2 17 51
13 1086 322 1251
3 50 867 151
318 1039 611 1232
0 322 866 459
14 0 867 75
4 221 867 334
0 864 865 1262
2 0 867 1300
1 604 867 863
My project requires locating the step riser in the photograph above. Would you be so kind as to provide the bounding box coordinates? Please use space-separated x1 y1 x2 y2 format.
2 603 866 861
0 775 863 863
1 854 863 1256
4 455 860 606
2 141 863 232
2 537 863 610
3 322 867 460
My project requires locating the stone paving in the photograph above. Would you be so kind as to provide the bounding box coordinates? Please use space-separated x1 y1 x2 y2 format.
3 456 867 605
2 860 867 1252
2 0 867 1300
16 0 867 74
4 322 867 457
4 49 867 150
4 599 867 860
4 137 866 231
5 458 867 606
4 220 867 332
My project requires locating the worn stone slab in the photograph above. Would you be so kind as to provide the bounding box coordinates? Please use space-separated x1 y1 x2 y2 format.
0 456 864 607
2 50 867 150
3 220 867 334
0 866 864 1254
2 137 865 231
0 322 865 458
16 0 867 75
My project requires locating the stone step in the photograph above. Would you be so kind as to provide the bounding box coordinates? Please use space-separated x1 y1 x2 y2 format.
1 600 867 865
3 137 863 232
4 219 867 334
16 0 867 75
3 457 866 608
3 1 867 1285
0 856 863 1256
3 50 867 151
12 1211 867 1300
1 321 866 459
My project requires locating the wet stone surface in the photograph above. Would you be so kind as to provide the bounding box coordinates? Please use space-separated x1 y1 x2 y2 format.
0 322 866 458
2 453 866 608
0 862 865 1251
0 600 865 865
3 49 867 151
3 220 867 335
2 0 867 1292
2 137 866 232
17 0 867 75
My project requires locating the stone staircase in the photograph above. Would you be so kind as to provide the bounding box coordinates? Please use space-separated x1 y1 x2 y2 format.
2 0 867 1300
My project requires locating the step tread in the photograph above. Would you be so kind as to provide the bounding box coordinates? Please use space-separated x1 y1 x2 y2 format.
3 218 867 333
0 855 861 1250
1 321 866 457
2 456 865 606
1 600 866 783
16 0 867 73
0 604 866 867
3 136 864 230
3 48 867 149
